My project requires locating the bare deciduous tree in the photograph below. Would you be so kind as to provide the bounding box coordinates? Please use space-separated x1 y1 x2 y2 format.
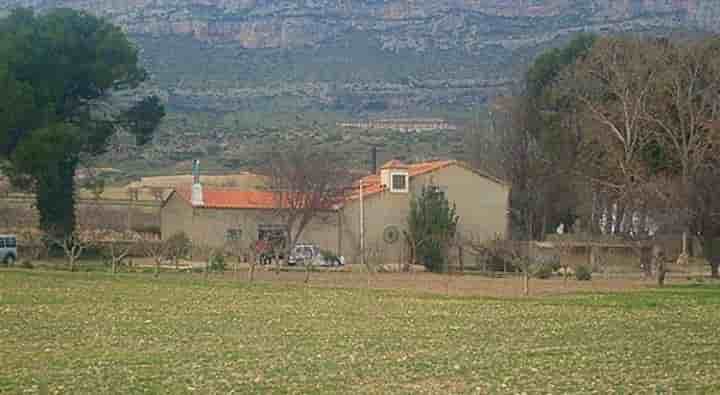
266 144 350 282
52 231 94 272
18 229 47 261
647 39 720 275
471 97 550 241
223 230 247 280
141 238 167 278
104 238 137 274
464 235 535 296
165 231 191 271
559 37 663 200
363 243 386 288
240 239 260 282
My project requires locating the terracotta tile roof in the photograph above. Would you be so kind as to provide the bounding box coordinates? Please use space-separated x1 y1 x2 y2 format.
408 160 455 176
175 188 277 209
174 187 343 210
170 160 505 209
344 160 457 202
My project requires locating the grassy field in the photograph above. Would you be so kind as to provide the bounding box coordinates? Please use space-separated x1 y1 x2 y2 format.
1 270 719 394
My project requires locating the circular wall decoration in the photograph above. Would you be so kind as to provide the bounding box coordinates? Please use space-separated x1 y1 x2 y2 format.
383 225 400 244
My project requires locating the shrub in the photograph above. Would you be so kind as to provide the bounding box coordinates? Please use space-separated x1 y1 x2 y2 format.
482 252 519 273
208 253 226 272
320 250 343 266
165 232 191 265
534 263 554 279
321 250 338 260
575 265 592 281
535 253 561 271
20 260 34 269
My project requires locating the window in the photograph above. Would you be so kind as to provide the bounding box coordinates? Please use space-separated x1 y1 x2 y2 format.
391 173 408 192
225 229 242 242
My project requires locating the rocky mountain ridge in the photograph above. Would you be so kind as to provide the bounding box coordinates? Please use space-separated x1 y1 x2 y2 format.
4 1 719 49
2 0 720 173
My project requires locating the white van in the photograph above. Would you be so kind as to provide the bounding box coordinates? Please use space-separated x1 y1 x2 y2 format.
0 235 17 265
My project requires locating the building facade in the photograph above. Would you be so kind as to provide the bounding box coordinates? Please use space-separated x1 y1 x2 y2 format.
161 160 509 263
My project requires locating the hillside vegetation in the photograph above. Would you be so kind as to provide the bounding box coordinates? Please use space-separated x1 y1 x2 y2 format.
2 1 720 172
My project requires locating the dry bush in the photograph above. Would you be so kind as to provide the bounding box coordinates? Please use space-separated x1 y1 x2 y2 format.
50 232 95 272
141 238 167 278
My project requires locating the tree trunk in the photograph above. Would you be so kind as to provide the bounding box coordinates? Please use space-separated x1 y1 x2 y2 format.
637 206 648 238
651 244 665 286
523 271 529 296
304 263 312 284
274 250 282 276
657 262 667 287
590 190 597 235
248 262 255 282
640 246 652 279
702 235 719 279
36 158 78 239
525 208 535 242
615 204 625 235
602 202 613 235
446 270 451 296
458 245 464 273
154 260 160 278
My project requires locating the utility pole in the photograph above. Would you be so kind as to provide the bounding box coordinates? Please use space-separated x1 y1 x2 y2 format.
360 179 365 267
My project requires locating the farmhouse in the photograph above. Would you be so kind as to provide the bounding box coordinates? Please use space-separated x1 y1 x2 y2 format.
161 160 509 263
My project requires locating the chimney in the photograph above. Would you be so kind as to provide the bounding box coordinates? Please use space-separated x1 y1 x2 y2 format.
191 159 204 206
370 146 377 174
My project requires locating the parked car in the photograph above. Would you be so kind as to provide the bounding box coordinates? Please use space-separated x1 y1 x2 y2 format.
288 244 319 266
0 235 17 265
288 244 344 267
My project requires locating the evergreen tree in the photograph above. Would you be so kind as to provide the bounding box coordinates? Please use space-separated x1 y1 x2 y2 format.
0 8 164 237
406 186 459 273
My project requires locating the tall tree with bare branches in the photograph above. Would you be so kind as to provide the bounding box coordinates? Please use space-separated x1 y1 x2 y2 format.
559 37 664 194
266 144 350 273
647 38 720 272
473 96 551 240
472 34 596 240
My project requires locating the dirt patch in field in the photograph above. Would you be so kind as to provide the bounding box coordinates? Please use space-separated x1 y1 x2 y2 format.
216 266 702 298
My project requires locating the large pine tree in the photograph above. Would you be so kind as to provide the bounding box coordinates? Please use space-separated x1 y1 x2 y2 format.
0 8 164 237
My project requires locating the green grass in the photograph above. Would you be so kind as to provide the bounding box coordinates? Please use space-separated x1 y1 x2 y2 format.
1 270 719 394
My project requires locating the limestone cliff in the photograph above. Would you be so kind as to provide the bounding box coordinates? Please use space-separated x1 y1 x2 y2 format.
3 1 718 49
